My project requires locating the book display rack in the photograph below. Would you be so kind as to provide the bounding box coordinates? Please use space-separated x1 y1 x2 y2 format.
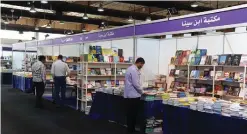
168 49 247 99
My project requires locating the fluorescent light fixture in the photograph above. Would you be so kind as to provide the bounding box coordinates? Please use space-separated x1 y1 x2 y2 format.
83 13 88 20
35 27 39 30
30 5 36 13
41 0 48 4
191 2 198 8
98 3 104 12
46 23 51 28
145 16 151 22
128 16 134 22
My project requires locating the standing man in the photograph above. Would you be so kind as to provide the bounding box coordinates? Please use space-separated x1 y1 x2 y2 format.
51 55 70 107
124 57 145 133
32 55 46 108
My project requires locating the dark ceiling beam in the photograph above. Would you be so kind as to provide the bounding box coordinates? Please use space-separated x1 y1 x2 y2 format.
1 23 81 34
119 1 214 12
1 7 125 26
1 1 164 20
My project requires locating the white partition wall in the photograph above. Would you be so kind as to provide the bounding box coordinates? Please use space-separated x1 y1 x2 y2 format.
177 36 198 51
112 38 134 59
60 44 80 57
198 34 224 55
224 32 247 54
159 38 177 75
137 38 160 81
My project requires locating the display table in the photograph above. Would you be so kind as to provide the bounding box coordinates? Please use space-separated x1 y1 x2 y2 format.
89 92 163 127
162 104 247 134
12 75 32 93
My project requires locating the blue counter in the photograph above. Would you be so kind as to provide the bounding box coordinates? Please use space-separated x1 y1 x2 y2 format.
12 75 33 93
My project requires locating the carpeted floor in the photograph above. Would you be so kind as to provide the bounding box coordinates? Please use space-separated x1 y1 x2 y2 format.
1 85 129 134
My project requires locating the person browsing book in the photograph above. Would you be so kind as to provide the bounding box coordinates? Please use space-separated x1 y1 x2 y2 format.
51 55 70 107
32 55 46 108
124 57 145 133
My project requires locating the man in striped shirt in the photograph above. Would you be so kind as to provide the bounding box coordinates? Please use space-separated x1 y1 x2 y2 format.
31 55 46 108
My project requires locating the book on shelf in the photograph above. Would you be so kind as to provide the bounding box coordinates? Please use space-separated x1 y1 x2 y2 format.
225 55 233 66
100 68 106 75
231 54 242 66
188 54 195 65
190 57 195 65
194 57 201 65
199 71 204 78
118 49 123 57
178 70 185 77
200 56 207 65
175 70 180 77
215 71 223 80
240 55 247 66
170 57 176 65
205 56 212 65
203 70 210 78
169 69 175 76
113 56 119 63
96 46 102 55
211 55 219 65
112 47 118 56
218 55 229 65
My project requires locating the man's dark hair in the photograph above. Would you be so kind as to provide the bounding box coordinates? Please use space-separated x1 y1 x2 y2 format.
38 55 46 61
135 57 145 64
58 55 63 59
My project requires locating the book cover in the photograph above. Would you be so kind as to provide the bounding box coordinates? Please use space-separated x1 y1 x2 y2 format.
170 57 176 65
211 55 218 65
195 49 201 57
118 49 123 57
190 57 195 65
194 57 201 65
112 47 118 56
199 71 204 78
169 69 176 76
218 55 227 65
181 57 188 65
204 70 210 78
100 68 106 75
175 70 180 77
95 46 102 54
224 72 230 78
240 54 247 66
119 56 124 62
232 54 242 66
200 56 207 65
188 54 195 65
179 70 185 77
205 56 212 65
190 70 195 78
200 49 207 56
113 56 119 63
225 54 233 65
195 70 200 78
215 71 223 80
175 50 183 58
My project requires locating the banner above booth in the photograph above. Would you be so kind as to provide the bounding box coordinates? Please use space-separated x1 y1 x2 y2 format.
84 26 134 42
26 41 37 48
53 34 83 45
37 39 53 46
136 7 247 36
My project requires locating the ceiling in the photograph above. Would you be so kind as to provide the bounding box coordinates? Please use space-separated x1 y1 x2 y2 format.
1 1 247 35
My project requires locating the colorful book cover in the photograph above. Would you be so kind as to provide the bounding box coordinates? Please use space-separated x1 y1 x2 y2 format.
188 54 195 64
112 47 118 56
113 56 119 63
175 50 183 58
95 46 102 54
200 56 207 65
195 70 200 78
181 57 188 65
224 72 230 78
204 70 210 78
200 49 207 56
190 70 195 78
170 57 176 65
190 57 195 65
205 56 212 65
232 54 242 66
195 49 201 57
199 71 204 78
100 68 106 75
211 55 219 65
225 54 233 65
169 69 176 76
218 55 227 65
194 57 201 65
240 55 247 66
215 71 223 80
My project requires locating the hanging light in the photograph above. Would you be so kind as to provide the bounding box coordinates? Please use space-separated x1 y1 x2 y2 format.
98 3 104 12
19 31 23 34
146 16 151 22
191 2 199 8
35 27 39 31
41 0 48 4
83 13 88 20
128 16 134 22
29 4 36 13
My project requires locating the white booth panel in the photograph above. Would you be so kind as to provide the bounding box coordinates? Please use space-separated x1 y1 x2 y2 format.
224 32 247 54
60 44 80 57
159 39 177 75
137 38 160 80
177 36 197 51
112 38 134 59
198 35 224 55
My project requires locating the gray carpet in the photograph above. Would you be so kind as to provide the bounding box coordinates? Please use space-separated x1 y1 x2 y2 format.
1 85 128 134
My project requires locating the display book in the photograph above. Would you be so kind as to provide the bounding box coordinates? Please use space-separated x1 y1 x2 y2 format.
1 55 12 72
78 45 132 112
22 53 37 72
169 49 247 99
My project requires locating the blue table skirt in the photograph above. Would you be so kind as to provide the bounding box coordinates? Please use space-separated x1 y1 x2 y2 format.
89 92 163 126
12 75 33 93
162 104 247 134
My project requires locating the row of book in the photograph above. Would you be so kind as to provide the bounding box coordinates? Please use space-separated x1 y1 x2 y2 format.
83 54 128 63
46 56 80 62
170 69 245 82
89 45 123 57
170 49 247 66
87 68 127 76
83 80 125 88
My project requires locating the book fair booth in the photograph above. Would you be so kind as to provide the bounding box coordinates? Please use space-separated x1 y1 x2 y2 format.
11 4 247 134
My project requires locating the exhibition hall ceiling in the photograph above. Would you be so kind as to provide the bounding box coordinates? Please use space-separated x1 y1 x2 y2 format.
1 1 246 34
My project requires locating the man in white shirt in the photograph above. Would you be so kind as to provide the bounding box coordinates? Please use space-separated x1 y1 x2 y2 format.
51 55 70 106
32 55 46 108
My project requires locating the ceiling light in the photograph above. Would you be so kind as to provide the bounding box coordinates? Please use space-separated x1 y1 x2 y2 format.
46 23 51 28
146 16 151 22
191 2 198 8
60 21 65 24
128 16 134 22
83 13 88 20
41 0 48 4
29 5 36 13
98 3 104 12
35 27 39 31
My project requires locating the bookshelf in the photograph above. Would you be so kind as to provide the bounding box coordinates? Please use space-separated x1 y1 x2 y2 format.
168 64 247 99
78 62 132 112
